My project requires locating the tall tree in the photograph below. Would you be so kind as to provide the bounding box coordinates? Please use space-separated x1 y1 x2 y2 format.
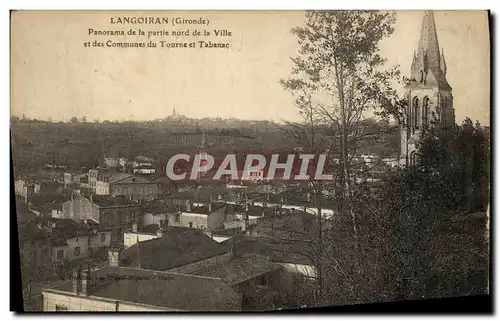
280 10 403 305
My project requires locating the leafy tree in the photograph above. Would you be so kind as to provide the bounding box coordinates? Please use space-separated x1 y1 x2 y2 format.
379 118 490 300
70 116 78 123
280 10 403 305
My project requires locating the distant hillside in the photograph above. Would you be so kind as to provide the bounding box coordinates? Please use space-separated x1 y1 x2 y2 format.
10 117 400 176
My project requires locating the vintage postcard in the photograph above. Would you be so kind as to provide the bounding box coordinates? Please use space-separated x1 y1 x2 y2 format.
10 10 490 312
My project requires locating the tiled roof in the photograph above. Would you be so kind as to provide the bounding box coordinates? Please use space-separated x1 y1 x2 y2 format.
141 200 179 214
90 195 138 207
50 219 95 245
51 266 241 311
225 235 314 266
111 175 153 185
119 227 228 271
108 173 134 183
190 253 280 285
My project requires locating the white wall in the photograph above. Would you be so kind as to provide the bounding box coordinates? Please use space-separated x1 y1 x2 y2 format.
123 232 158 249
43 291 170 311
142 212 166 226
177 212 208 229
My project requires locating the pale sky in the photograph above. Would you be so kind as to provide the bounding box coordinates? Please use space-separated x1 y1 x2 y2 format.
11 10 490 125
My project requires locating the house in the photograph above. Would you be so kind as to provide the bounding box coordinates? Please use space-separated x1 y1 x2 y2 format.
61 195 140 246
50 219 96 268
168 201 225 230
95 171 131 195
14 179 40 201
118 226 227 271
109 175 158 201
91 196 141 246
61 195 99 222
87 169 98 194
41 265 242 311
140 200 180 227
18 216 113 283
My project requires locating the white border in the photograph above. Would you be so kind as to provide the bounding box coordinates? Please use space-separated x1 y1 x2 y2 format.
2 1 497 320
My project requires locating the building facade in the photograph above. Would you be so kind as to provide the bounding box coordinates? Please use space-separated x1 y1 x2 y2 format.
109 176 158 201
400 10 456 166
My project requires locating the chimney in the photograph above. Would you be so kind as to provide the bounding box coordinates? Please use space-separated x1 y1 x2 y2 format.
208 201 212 213
186 200 191 212
72 269 80 294
156 227 163 238
132 223 137 233
90 194 93 203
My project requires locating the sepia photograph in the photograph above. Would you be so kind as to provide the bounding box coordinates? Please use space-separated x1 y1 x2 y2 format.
10 9 491 312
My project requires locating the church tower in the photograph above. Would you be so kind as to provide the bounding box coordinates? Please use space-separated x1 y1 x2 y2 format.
400 10 456 166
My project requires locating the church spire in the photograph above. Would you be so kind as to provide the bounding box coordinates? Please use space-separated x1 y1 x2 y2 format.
441 48 447 77
410 10 450 88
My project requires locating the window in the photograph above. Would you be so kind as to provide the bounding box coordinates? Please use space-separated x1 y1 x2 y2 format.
55 305 68 311
189 222 193 228
74 246 80 257
419 70 424 83
175 214 180 222
56 249 64 261
422 97 429 126
101 233 106 243
413 98 421 129
410 152 418 166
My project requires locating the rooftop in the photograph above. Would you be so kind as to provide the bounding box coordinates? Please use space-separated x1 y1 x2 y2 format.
226 235 314 266
49 266 241 311
189 253 280 285
90 195 138 207
141 200 179 214
119 227 227 271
